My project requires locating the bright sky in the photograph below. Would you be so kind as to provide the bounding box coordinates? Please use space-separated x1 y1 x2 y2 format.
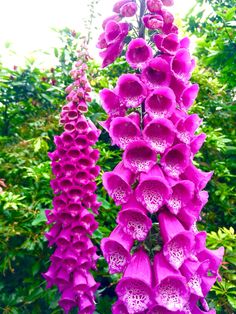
0 0 197 68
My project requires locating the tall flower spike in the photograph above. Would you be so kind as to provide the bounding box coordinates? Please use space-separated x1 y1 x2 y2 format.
44 47 100 313
97 0 223 312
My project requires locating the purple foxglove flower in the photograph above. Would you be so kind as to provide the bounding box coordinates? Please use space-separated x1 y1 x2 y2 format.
161 143 191 178
180 259 217 298
45 223 61 246
58 288 76 314
180 84 199 110
167 180 194 215
96 32 108 49
73 270 88 292
143 14 164 30
101 225 134 274
100 39 124 68
158 211 195 269
120 2 137 17
55 267 71 290
78 293 95 314
171 49 193 82
117 195 152 241
123 140 156 173
126 38 153 69
182 162 213 191
145 87 176 118
99 88 124 116
197 246 224 281
116 248 154 313
56 228 72 247
177 191 209 229
113 0 132 13
102 161 134 205
117 74 147 107
147 305 178 314
105 21 128 45
135 165 171 213
112 300 129 314
42 263 59 288
143 118 176 153
147 0 163 13
109 113 141 149
190 133 206 154
176 114 202 144
153 251 190 311
153 33 180 55
142 57 171 89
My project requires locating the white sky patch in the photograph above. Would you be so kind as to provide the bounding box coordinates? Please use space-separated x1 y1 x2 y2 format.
0 0 197 68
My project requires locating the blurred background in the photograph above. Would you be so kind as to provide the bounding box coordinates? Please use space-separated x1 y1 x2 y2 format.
0 0 235 313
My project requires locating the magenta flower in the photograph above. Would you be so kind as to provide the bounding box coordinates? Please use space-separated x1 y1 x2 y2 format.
171 48 194 82
123 140 157 173
159 211 195 269
154 33 180 55
147 0 163 13
126 38 153 69
182 162 213 190
145 87 176 118
117 195 152 241
113 0 132 13
116 248 154 313
142 57 171 89
154 251 190 311
120 2 137 17
180 83 199 110
117 74 147 107
100 88 122 115
109 113 141 149
143 118 176 153
161 143 191 178
135 165 171 213
101 225 134 274
102 161 134 205
167 180 194 214
143 14 164 30
176 114 202 144
112 300 129 314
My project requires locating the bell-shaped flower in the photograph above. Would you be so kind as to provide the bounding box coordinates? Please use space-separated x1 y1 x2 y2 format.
142 57 171 89
42 263 59 288
105 21 129 45
197 246 224 281
120 2 137 17
159 211 195 269
123 140 157 173
153 33 180 55
176 114 202 144
113 0 132 13
135 165 170 213
147 0 163 13
126 38 153 69
180 259 217 298
177 191 209 229
58 288 76 314
79 293 96 314
167 180 194 215
117 74 147 107
182 163 213 191
145 87 176 118
99 88 124 116
143 14 164 30
190 133 206 154
109 113 141 149
116 248 154 313
180 84 199 110
143 118 176 153
153 251 190 311
102 161 134 205
171 49 194 82
161 143 191 178
100 35 126 68
147 305 178 314
102 14 122 29
112 300 129 314
117 195 152 241
101 225 134 274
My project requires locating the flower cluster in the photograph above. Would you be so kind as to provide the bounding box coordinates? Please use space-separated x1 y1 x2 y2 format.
43 48 100 314
98 0 224 313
